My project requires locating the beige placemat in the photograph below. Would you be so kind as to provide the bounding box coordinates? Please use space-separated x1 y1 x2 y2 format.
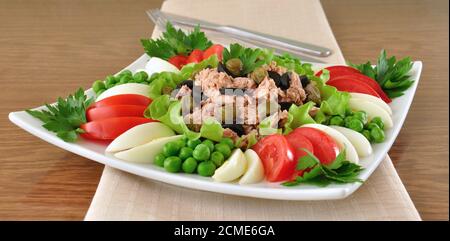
85 0 421 221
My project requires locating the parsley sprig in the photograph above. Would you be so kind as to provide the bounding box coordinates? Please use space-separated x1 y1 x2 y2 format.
283 149 364 187
141 22 212 60
349 49 414 98
222 43 272 75
26 88 93 142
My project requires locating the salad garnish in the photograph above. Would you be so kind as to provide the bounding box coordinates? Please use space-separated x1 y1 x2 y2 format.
349 49 414 98
26 88 93 142
283 149 363 187
141 22 212 60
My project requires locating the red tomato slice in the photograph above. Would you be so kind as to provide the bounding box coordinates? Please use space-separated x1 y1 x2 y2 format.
315 65 360 79
252 134 296 182
80 117 155 140
285 133 314 164
326 78 382 99
86 105 147 122
186 49 204 64
285 133 314 179
331 73 392 103
202 44 224 61
168 55 188 69
89 94 151 109
290 127 340 165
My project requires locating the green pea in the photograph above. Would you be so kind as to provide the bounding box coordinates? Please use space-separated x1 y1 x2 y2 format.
202 139 215 152
164 156 182 173
163 141 181 156
179 147 193 160
214 143 231 159
344 116 354 126
329 116 344 126
370 126 385 143
187 139 202 149
347 118 364 132
353 111 368 124
105 75 117 88
154 153 166 167
92 80 105 93
193 144 211 161
197 161 216 177
182 157 197 173
371 117 385 130
119 70 133 77
219 138 235 149
174 139 186 149
361 129 372 142
133 71 148 83
119 75 133 84
345 107 353 116
366 123 380 130
210 151 225 167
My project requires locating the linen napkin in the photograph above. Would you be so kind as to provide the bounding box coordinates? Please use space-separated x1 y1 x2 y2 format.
85 0 421 221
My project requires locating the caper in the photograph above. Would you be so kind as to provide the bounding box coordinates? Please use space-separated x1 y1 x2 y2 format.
225 58 243 76
249 67 268 84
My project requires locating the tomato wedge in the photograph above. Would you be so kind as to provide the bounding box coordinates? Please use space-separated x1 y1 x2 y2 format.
89 94 151 109
315 65 360 79
285 133 314 179
80 117 155 140
168 55 188 69
290 127 340 165
331 73 391 103
202 44 224 61
326 78 381 99
86 105 147 122
252 134 296 182
186 49 204 64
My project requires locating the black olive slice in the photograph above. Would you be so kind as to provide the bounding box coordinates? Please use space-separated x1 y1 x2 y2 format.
279 102 292 111
280 73 290 90
268 71 281 87
300 75 310 87
222 124 245 136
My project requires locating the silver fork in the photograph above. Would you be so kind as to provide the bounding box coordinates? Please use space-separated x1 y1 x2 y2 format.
147 9 327 63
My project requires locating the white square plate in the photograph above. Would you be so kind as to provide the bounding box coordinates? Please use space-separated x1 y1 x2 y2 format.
8 54 422 200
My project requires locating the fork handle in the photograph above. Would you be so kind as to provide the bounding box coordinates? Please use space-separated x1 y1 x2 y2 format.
221 26 332 57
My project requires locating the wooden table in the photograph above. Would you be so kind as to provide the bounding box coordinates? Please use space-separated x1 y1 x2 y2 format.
0 0 448 220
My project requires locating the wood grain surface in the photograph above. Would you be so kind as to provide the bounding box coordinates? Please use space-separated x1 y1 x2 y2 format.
0 0 448 220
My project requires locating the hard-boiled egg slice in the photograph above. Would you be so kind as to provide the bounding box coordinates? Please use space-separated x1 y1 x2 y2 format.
145 57 180 76
96 83 149 101
302 124 359 164
348 98 393 129
350 92 392 115
114 135 183 163
106 122 175 153
212 149 247 182
239 149 265 185
330 126 372 157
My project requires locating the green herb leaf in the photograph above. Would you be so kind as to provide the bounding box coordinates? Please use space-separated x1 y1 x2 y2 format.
282 148 364 187
349 49 414 98
141 22 212 60
26 88 93 142
222 43 272 75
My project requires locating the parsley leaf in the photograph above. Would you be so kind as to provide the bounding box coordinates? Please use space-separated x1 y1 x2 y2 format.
282 149 364 187
222 43 273 75
348 49 414 98
26 88 93 142
141 22 212 60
